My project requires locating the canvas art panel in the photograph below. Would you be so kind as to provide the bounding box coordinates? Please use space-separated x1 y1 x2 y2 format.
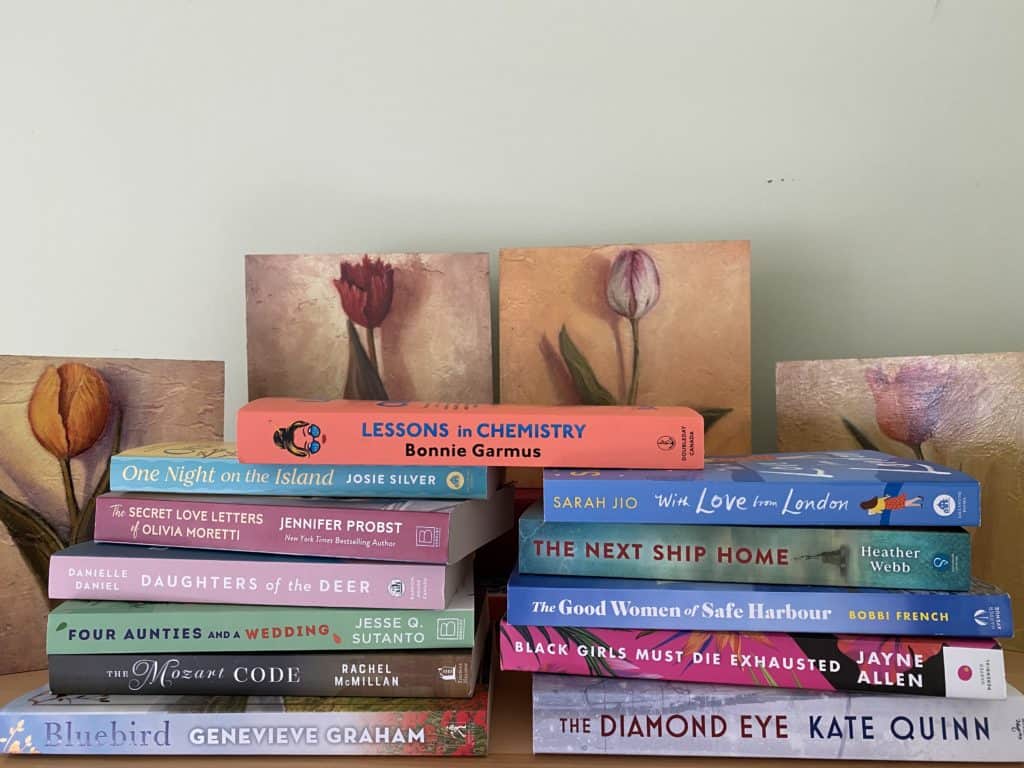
245 253 493 404
776 352 1024 648
0 356 224 674
499 241 751 484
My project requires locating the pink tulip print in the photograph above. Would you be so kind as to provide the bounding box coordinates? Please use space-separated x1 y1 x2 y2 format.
841 361 960 462
776 352 1024 651
863 362 950 458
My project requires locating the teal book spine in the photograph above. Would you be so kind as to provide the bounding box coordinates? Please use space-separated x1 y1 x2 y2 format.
110 441 496 498
517 506 970 590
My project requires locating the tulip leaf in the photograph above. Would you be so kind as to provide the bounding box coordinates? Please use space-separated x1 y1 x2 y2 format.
343 318 389 400
0 487 65 594
558 325 618 406
842 417 880 451
697 407 733 432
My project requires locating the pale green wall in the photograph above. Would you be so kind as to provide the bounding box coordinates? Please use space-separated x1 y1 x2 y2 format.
3 0 1022 450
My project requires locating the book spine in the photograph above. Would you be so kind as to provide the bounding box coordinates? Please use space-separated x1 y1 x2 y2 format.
48 651 475 698
531 675 1024 761
498 621 1006 699
518 516 971 590
0 705 489 756
543 477 981 527
236 400 704 469
47 603 474 654
48 554 454 609
110 455 493 498
505 580 1013 636
94 495 453 564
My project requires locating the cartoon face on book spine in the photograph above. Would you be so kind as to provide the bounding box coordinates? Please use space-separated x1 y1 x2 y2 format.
273 421 324 457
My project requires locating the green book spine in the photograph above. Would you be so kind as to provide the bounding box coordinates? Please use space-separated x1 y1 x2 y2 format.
48 599 474 654
518 508 971 590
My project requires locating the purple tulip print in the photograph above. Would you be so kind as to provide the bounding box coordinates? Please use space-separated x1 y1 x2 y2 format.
555 247 731 432
606 249 661 405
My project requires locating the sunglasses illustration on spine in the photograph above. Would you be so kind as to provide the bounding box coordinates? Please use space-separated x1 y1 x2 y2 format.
273 420 324 457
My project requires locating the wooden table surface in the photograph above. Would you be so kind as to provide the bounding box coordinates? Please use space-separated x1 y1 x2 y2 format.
1 651 1021 765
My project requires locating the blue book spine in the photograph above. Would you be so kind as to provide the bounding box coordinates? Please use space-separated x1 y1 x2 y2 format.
506 572 1012 637
110 442 494 498
543 451 980 527
0 686 489 755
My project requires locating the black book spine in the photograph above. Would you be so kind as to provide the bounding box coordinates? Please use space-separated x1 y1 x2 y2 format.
48 649 475 697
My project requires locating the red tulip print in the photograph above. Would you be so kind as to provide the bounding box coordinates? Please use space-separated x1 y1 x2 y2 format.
333 255 395 400
333 255 395 367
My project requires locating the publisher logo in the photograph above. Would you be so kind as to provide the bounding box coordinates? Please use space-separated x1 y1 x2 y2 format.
415 526 441 548
388 579 405 597
436 617 465 641
931 553 951 571
933 494 956 517
445 471 465 491
437 665 457 681
974 609 990 627
1011 718 1024 741
656 435 676 451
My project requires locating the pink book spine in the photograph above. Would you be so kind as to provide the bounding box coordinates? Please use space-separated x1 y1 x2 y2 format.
498 622 1006 699
48 553 452 609
94 495 452 564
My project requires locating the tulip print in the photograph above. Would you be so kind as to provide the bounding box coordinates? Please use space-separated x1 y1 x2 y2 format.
606 248 661 404
838 362 953 462
28 363 110 524
864 363 949 459
607 248 662 319
0 362 122 594
555 247 731 431
333 255 395 369
333 256 395 400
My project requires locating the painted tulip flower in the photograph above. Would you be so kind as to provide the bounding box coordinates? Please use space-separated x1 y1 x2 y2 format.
27 362 112 528
606 248 661 320
28 363 110 461
865 363 949 458
606 248 661 404
333 255 395 330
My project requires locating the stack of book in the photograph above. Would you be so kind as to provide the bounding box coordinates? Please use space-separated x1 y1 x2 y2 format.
28 440 512 757
501 451 1023 761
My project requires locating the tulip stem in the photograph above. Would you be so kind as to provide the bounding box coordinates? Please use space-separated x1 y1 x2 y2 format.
366 327 379 372
627 318 641 406
59 457 81 531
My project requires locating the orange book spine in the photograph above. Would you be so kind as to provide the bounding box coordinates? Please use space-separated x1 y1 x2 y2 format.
236 399 704 469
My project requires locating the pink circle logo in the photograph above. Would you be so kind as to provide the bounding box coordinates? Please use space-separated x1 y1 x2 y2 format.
957 665 973 681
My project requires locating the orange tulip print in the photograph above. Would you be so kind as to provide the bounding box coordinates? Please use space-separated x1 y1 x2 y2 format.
0 354 224 674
